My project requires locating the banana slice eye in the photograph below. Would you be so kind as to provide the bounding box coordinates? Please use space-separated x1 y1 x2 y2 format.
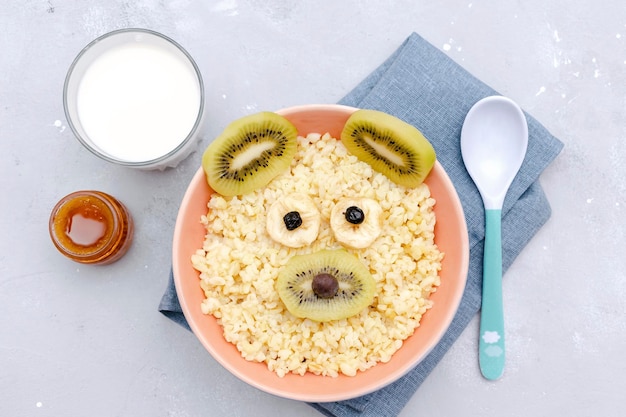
266 194 320 248
330 198 383 249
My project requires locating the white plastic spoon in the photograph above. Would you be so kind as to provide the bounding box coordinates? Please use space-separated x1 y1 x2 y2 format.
460 96 528 380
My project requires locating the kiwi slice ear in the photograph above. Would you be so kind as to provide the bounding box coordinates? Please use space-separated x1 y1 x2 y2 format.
341 109 436 187
276 249 376 322
202 112 298 196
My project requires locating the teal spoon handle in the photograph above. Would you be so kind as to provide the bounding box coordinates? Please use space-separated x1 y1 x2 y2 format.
479 209 505 380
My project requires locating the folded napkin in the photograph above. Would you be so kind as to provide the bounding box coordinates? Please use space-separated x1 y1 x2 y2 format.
159 32 563 417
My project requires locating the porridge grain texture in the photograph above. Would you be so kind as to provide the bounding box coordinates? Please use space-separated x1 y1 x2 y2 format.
192 132 443 377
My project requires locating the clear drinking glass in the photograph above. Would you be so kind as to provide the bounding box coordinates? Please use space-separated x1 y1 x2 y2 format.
63 28 205 170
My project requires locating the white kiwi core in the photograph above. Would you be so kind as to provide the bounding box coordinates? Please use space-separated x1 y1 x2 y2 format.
231 141 277 170
362 134 406 167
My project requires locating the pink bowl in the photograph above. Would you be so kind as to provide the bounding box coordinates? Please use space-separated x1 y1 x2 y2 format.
172 104 469 402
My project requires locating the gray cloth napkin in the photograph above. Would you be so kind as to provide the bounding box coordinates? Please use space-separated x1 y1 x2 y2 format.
159 32 563 417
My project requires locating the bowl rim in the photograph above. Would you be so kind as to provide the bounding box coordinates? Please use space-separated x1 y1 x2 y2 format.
172 104 469 402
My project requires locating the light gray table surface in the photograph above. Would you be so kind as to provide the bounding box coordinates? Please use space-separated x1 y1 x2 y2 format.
1 1 624 416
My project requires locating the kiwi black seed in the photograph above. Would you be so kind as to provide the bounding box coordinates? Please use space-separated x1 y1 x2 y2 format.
276 249 376 322
201 112 298 196
340 109 436 187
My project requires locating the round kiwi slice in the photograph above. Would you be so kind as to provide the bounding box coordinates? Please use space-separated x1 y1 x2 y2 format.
276 249 376 322
202 112 298 196
341 109 436 187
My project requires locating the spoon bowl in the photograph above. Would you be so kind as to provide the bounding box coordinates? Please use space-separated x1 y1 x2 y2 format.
461 96 528 208
460 95 528 380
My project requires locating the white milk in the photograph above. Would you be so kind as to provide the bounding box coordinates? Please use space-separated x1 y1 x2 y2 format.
76 41 201 163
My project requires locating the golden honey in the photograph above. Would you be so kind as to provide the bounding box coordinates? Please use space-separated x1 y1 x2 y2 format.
49 191 133 264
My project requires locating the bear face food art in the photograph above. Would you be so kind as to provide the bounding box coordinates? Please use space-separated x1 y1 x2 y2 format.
192 110 442 377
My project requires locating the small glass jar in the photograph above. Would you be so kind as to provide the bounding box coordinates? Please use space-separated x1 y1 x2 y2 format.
49 191 134 265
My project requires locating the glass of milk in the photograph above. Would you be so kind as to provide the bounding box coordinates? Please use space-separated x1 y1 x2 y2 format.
63 29 204 170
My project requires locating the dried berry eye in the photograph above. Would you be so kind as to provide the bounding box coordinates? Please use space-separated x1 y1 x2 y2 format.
283 211 303 230
344 206 365 225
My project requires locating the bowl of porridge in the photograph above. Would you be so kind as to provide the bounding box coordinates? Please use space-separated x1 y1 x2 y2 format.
172 104 469 402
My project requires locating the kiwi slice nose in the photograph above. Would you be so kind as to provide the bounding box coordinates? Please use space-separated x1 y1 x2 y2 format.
276 249 376 322
312 273 339 298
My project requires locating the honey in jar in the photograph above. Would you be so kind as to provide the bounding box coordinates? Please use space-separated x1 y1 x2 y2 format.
49 191 134 264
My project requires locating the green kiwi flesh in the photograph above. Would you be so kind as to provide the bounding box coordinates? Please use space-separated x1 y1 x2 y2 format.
340 109 436 187
202 112 298 196
276 249 376 322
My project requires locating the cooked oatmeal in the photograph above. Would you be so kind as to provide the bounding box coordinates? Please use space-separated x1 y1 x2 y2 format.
191 132 443 377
